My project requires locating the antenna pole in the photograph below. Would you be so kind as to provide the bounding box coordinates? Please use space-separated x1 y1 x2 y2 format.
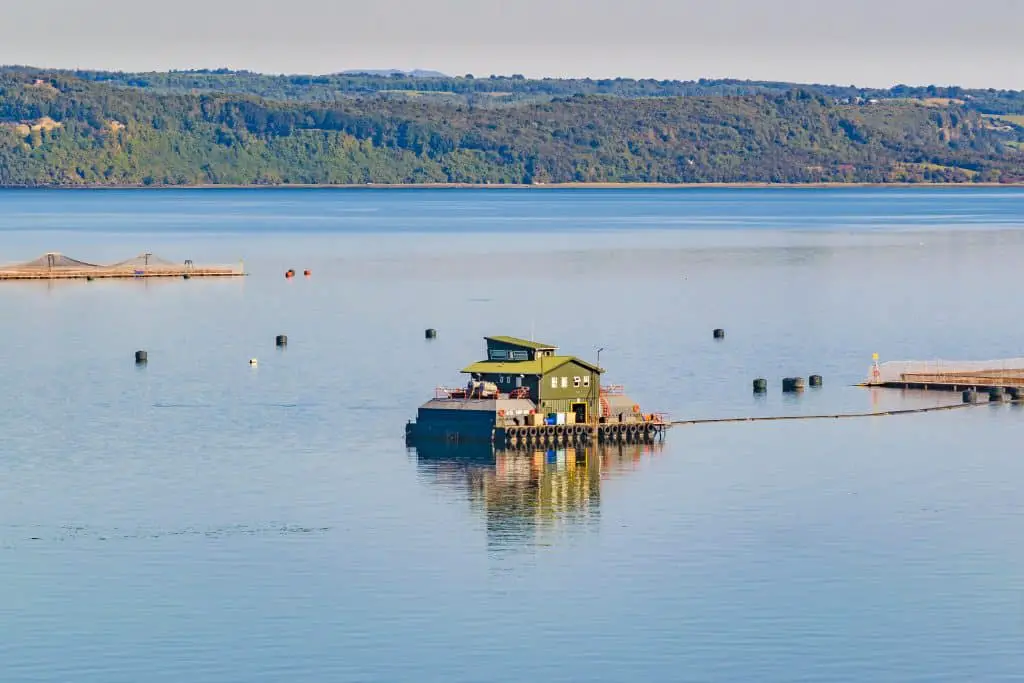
593 347 603 444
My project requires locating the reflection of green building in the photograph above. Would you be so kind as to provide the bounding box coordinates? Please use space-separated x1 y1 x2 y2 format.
462 336 603 424
413 442 664 550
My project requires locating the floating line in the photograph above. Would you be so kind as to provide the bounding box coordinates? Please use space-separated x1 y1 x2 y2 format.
668 400 986 427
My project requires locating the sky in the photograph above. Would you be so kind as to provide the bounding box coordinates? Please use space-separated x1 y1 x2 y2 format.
2 0 1022 89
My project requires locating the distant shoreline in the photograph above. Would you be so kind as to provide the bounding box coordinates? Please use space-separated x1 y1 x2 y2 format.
1 182 1023 190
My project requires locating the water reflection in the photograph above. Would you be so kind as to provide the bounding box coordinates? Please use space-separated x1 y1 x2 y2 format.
412 442 664 550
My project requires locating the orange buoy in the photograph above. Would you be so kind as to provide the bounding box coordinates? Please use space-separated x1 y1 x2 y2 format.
303 269 311 277
285 269 295 278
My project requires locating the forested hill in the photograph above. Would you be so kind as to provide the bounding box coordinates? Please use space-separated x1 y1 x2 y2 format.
7 66 1024 115
1 69 1023 186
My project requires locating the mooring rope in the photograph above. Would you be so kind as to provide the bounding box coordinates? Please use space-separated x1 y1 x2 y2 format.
668 400 983 427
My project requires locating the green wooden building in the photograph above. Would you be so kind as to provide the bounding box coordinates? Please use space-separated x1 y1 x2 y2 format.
462 336 603 424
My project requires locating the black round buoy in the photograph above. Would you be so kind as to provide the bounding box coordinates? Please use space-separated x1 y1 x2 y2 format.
183 273 191 280
713 328 725 340
276 334 287 347
782 377 805 393
962 389 977 404
753 378 768 393
809 374 823 387
425 328 437 339
135 350 148 364
86 275 95 281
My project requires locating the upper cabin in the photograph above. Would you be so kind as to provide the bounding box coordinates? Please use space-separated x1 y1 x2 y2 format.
461 335 603 423
483 335 558 362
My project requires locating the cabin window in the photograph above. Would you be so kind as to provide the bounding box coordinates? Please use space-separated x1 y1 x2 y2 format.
560 377 568 389
551 377 558 389
573 376 581 387
583 375 590 387
515 377 522 388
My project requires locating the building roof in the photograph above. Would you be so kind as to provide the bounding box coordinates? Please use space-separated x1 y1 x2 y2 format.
484 335 558 351
462 355 601 375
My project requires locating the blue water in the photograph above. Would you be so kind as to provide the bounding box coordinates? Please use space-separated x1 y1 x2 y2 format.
2 188 1024 682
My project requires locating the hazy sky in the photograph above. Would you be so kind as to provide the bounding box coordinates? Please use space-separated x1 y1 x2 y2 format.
3 0 1022 88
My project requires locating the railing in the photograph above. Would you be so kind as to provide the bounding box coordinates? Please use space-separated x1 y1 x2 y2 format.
435 386 536 400
434 386 468 399
898 372 1024 387
600 385 624 395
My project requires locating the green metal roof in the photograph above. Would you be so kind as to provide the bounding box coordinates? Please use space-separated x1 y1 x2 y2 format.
462 355 602 375
484 335 558 350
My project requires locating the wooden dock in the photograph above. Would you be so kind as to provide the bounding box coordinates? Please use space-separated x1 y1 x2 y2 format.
0 252 245 280
862 358 1024 392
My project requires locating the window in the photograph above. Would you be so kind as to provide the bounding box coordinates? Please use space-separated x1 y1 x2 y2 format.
583 375 590 387
551 377 558 389
573 376 581 388
560 377 568 389
515 376 522 388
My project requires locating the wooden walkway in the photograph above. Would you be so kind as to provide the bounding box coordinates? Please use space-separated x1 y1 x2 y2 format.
862 358 1024 393
863 371 1024 392
0 266 244 280
0 252 245 280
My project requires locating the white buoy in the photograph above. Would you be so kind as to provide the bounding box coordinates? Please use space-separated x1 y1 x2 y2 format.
249 358 258 367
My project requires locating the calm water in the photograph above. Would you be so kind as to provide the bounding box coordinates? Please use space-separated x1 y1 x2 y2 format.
2 188 1024 682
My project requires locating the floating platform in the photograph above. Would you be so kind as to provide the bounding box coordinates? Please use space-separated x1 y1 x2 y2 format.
406 335 669 449
0 252 245 280
405 393 668 450
862 358 1024 392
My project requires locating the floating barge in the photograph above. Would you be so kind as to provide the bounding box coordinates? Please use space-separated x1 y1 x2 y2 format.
861 356 1024 397
0 252 245 280
406 335 668 449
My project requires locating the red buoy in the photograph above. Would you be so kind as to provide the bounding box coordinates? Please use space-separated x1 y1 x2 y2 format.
303 269 311 277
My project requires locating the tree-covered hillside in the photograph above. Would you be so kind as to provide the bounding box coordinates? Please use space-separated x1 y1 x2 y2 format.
6 66 1024 115
1 70 1022 186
